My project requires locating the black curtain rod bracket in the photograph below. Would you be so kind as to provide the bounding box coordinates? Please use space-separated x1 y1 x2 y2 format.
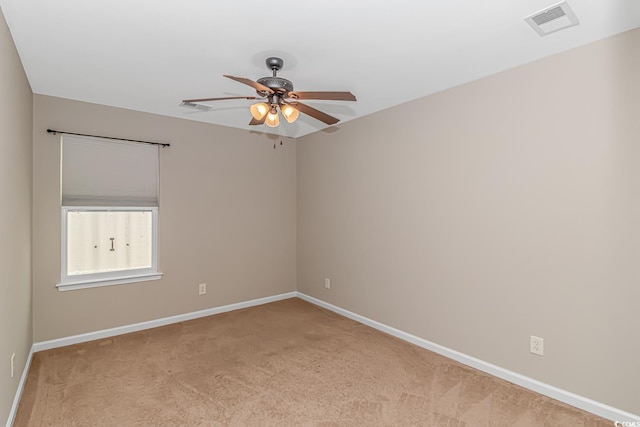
47 129 170 148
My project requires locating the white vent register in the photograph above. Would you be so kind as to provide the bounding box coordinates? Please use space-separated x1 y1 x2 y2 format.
525 1 579 36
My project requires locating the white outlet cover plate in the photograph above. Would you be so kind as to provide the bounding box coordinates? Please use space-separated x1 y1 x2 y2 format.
530 335 544 356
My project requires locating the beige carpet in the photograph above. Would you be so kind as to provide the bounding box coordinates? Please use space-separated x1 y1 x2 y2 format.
15 298 610 426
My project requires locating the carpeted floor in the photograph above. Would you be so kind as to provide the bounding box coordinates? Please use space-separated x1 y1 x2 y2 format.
15 298 610 426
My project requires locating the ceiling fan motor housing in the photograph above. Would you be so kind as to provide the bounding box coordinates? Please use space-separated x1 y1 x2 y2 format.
257 76 294 94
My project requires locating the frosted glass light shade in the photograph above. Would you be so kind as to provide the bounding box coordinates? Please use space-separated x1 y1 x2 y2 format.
250 102 269 120
265 111 280 128
281 104 300 123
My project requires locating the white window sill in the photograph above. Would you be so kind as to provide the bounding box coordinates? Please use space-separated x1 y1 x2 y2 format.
57 272 163 291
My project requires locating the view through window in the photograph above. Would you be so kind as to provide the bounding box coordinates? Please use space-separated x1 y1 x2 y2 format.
66 210 153 275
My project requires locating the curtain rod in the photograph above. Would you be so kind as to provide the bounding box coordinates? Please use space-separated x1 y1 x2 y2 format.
47 129 170 147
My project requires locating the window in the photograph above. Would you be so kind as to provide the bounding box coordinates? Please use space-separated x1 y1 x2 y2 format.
58 135 162 291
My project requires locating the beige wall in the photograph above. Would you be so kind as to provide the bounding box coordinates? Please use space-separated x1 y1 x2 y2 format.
297 28 640 415
32 95 297 342
0 6 33 426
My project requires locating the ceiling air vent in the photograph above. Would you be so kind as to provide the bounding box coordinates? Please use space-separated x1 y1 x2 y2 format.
525 1 579 36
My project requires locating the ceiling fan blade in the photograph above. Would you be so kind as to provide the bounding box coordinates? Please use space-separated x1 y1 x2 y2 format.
182 96 257 103
249 116 267 126
290 102 340 125
288 91 356 101
224 75 274 94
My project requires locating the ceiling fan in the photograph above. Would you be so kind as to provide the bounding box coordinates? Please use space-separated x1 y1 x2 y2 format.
182 57 357 128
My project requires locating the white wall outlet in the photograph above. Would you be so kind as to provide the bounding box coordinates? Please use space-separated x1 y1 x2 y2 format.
530 335 544 356
324 278 331 289
11 353 15 378
198 283 207 295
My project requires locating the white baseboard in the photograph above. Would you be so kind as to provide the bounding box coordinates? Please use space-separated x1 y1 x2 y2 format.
17 290 638 424
33 292 297 352
296 292 640 423
6 345 34 427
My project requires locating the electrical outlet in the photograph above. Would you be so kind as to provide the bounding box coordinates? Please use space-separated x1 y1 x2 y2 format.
11 353 15 378
198 283 207 295
530 336 544 356
324 278 331 289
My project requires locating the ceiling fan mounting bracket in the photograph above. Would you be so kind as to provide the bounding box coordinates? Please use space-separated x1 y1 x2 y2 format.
266 57 284 72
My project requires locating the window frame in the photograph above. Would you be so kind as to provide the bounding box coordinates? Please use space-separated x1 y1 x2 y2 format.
58 206 161 291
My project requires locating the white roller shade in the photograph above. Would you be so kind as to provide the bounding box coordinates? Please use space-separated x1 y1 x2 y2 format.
62 135 159 207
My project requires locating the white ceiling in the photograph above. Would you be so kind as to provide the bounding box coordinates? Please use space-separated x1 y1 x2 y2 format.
1 0 639 138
